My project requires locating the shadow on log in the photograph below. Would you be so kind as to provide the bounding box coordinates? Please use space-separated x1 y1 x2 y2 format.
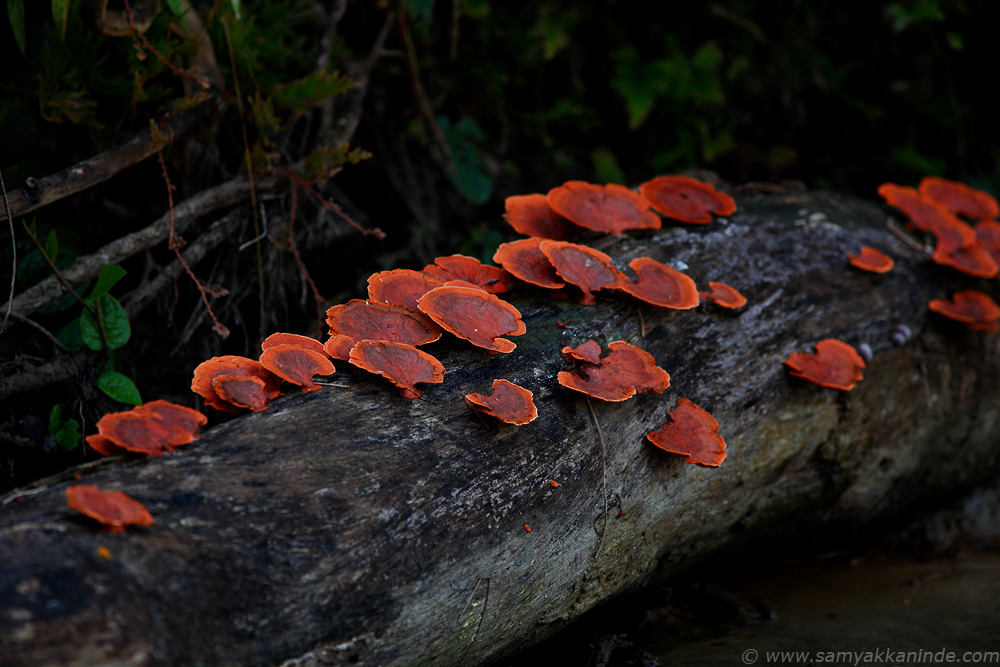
2 190 999 666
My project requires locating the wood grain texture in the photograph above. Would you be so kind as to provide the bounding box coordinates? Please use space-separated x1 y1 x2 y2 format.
2 190 998 667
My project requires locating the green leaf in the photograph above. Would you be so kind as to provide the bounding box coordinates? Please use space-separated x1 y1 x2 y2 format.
86 264 127 302
80 295 131 351
43 230 58 263
271 71 357 114
165 0 185 14
98 369 142 406
22 218 36 237
439 115 493 205
591 148 625 185
56 317 86 353
229 0 242 20
49 403 81 451
49 402 66 432
7 0 25 54
51 0 70 39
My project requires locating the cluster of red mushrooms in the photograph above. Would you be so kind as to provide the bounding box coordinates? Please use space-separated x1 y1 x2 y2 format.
64 174 998 532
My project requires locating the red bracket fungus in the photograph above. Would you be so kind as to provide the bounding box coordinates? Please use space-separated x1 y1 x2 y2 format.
493 237 566 290
546 181 661 234
638 175 736 224
783 338 866 391
539 240 625 305
975 220 1000 266
261 332 329 358
699 281 747 309
367 269 446 313
619 256 700 309
212 374 270 412
416 285 526 353
877 182 957 232
561 339 603 365
504 193 580 240
324 299 443 361
465 379 538 425
259 344 336 392
422 255 512 294
192 356 283 413
87 400 208 457
66 485 154 533
557 340 670 402
646 398 727 468
918 176 999 220
348 340 445 399
928 289 1000 333
847 246 894 274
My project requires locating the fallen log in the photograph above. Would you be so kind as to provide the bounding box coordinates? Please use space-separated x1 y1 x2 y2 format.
2 189 999 667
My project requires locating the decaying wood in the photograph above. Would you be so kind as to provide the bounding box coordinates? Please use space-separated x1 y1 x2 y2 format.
2 191 999 667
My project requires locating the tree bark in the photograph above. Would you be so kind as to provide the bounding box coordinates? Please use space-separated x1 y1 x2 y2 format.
2 190 998 667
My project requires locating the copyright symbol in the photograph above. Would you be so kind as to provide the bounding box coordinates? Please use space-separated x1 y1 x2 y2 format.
742 649 758 664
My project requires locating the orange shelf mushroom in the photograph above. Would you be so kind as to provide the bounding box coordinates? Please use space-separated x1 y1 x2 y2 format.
417 285 526 353
877 183 957 232
646 398 727 468
699 281 747 309
783 338 866 391
261 332 329 358
975 220 1000 266
918 176 999 220
561 339 603 365
928 290 1000 333
259 344 335 392
619 257 700 309
493 237 566 290
367 269 446 313
423 255 512 294
558 340 670 402
66 485 154 533
639 175 736 224
192 356 283 413
86 400 208 457
212 374 270 412
546 181 661 234
504 193 580 240
847 246 894 274
348 340 445 399
539 240 625 305
324 299 443 361
465 379 538 425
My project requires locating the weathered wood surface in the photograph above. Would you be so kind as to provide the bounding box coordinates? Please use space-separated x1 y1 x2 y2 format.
2 190 999 667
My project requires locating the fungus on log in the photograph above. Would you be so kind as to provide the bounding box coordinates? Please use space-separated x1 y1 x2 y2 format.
3 190 1000 667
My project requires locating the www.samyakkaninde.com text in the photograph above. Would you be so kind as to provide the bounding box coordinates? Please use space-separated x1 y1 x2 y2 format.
740 648 1000 665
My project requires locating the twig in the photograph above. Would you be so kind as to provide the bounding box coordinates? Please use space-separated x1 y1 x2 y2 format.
0 166 13 335
8 313 70 353
887 217 930 255
238 203 269 251
585 397 609 558
283 185 326 326
123 0 210 89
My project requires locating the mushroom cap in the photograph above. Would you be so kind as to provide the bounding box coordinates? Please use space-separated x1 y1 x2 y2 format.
66 485 154 533
848 246 894 274
416 285 526 353
367 269 446 314
348 340 445 399
212 374 270 411
646 398 727 468
557 340 670 402
931 241 999 278
94 400 207 457
783 338 866 391
919 176 999 220
192 355 283 413
423 255 512 294
619 257 700 309
259 344 336 392
877 183 957 232
546 181 661 234
493 237 566 289
538 240 625 305
85 434 128 456
561 339 603 365
638 175 736 224
504 193 580 240
465 379 538 425
261 332 329 358
928 289 1000 325
975 220 1000 266
325 299 443 360
699 281 747 309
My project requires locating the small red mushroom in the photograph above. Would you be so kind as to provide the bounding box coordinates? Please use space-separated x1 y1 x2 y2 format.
619 257 700 309
546 181 661 234
212 374 270 411
928 290 1000 333
638 175 736 224
367 269 446 314
422 255 512 294
325 299 443 361
877 183 957 232
646 398 727 468
975 220 1000 266
848 246 894 274
783 338 866 391
504 193 580 240
561 339 603 365
259 344 336 392
90 400 207 457
465 379 538 425
66 485 154 533
348 340 445 399
493 237 566 290
557 340 670 402
417 285 526 353
192 356 284 413
261 332 329 358
699 281 747 309
539 240 625 305
918 176 999 220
